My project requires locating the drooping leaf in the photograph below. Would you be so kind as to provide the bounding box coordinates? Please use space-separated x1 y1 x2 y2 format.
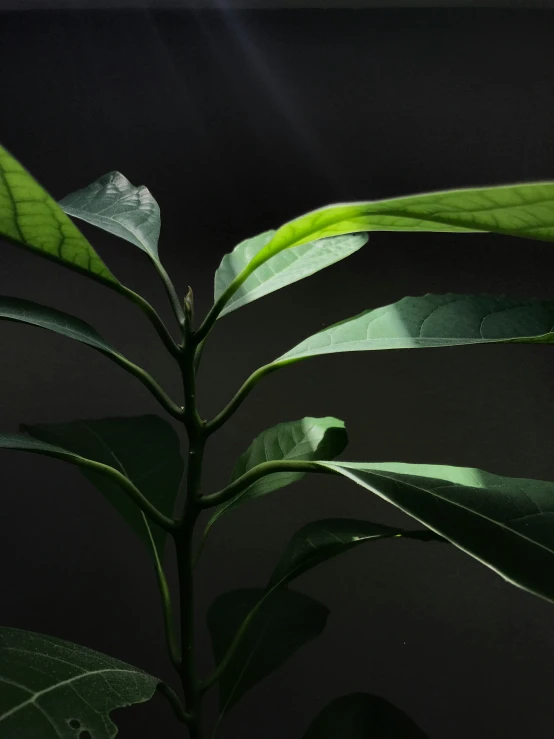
205 417 347 534
59 172 161 263
274 293 554 364
24 416 183 560
318 461 554 604
242 182 554 284
0 145 117 283
302 693 429 739
0 626 161 739
268 519 439 589
207 587 328 712
214 230 368 317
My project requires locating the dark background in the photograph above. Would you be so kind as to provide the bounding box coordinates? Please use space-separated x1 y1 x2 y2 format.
1 6 554 738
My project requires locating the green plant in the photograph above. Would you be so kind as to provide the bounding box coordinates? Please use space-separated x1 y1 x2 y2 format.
1 143 554 738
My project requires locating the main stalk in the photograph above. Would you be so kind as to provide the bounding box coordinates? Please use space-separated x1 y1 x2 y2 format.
175 294 206 738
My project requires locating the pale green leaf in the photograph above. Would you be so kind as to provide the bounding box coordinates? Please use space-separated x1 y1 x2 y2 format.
302 693 429 739
0 626 161 739
0 145 117 283
24 416 183 560
59 172 161 262
205 417 347 534
207 588 328 712
319 461 554 604
275 293 554 364
215 230 368 317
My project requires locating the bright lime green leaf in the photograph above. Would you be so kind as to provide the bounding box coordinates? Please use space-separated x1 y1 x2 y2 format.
0 626 161 739
215 230 368 317
268 518 440 589
59 172 161 262
0 145 117 283
207 588 328 713
24 416 183 560
275 294 554 364
320 461 554 604
302 693 429 739
251 182 554 273
205 417 347 535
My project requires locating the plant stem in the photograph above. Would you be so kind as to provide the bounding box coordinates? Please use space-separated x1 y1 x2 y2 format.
174 300 206 738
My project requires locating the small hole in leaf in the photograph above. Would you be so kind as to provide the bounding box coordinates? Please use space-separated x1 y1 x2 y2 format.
69 719 80 729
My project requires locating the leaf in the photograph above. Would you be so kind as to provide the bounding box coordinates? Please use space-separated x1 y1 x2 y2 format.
320 461 554 604
275 293 554 364
302 693 429 739
207 588 328 712
59 172 161 263
245 182 554 279
205 417 347 534
268 519 406 589
214 230 368 317
0 625 161 738
24 416 183 560
0 144 117 283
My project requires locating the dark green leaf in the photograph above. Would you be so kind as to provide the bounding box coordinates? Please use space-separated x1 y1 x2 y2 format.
24 416 183 560
205 417 347 534
269 519 403 589
0 145 117 284
321 461 554 604
207 588 328 712
59 172 161 263
215 230 367 317
0 626 161 739
276 293 554 364
302 693 428 739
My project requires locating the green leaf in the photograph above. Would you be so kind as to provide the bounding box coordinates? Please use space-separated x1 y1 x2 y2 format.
24 416 183 560
207 587 328 712
0 626 161 739
205 417 347 534
302 693 429 739
320 461 554 604
59 172 161 263
0 145 117 283
214 230 368 317
269 519 412 589
247 182 554 277
275 293 554 364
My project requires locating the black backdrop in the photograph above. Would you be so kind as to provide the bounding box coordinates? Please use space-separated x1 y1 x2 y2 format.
1 7 554 738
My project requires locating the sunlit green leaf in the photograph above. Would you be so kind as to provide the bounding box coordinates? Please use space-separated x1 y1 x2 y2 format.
302 693 429 739
59 172 161 263
274 294 554 364
268 519 440 589
24 416 183 560
0 626 161 739
205 417 347 535
0 145 117 283
207 588 328 712
320 461 554 604
215 230 367 317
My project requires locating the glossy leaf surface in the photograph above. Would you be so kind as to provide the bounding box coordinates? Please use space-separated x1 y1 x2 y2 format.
0 145 116 283
249 182 554 276
206 417 347 533
302 693 428 739
59 172 161 262
215 230 367 317
24 416 183 559
276 293 554 363
321 461 554 604
0 626 160 738
269 519 406 589
207 587 328 712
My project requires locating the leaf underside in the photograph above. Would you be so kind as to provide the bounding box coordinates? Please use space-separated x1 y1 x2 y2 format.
0 626 160 739
0 145 116 283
